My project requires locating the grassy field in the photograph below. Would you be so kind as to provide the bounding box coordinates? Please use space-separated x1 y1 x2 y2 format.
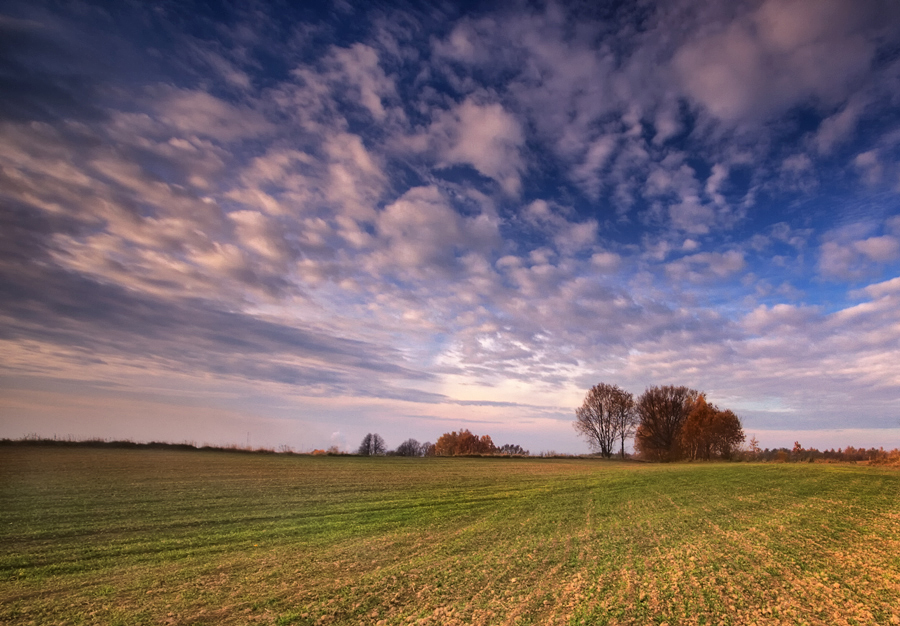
1 447 899 626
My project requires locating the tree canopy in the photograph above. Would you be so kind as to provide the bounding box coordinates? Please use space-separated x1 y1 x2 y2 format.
634 385 700 461
434 429 496 456
573 383 635 458
679 396 745 460
357 433 386 456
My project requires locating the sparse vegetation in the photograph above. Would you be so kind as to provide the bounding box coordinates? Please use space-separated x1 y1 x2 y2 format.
2 445 900 625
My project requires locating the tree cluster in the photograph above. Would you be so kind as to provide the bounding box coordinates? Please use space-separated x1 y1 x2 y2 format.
354 431 524 457
393 438 435 457
574 383 746 462
434 429 496 455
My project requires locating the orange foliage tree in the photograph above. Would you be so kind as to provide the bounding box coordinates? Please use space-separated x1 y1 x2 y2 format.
679 395 745 460
434 429 497 455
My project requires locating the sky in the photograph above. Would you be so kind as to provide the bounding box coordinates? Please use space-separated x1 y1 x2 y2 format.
1 0 900 454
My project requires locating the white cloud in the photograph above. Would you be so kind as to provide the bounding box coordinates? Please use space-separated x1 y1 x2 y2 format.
853 150 883 186
743 303 819 334
815 94 869 154
326 43 397 121
819 229 900 279
666 250 746 282
669 198 717 235
673 0 887 123
854 235 900 263
425 97 526 195
522 199 598 254
324 132 385 221
371 185 500 277
152 86 272 141
590 251 621 272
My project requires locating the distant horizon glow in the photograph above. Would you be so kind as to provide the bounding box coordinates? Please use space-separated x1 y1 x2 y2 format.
1 0 899 454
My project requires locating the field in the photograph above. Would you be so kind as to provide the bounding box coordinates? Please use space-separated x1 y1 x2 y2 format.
2 447 900 626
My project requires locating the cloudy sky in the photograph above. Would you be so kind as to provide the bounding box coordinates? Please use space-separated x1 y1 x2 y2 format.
2 0 900 453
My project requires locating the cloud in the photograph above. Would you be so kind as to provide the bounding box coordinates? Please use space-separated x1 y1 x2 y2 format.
852 150 883 186
0 264 437 401
522 200 598 254
152 86 272 141
819 229 900 280
371 185 500 276
421 97 526 195
673 0 892 123
3 0 900 451
665 250 746 282
326 43 397 121
743 303 820 334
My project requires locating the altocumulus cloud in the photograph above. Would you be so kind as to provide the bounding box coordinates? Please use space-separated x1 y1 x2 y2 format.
1 0 900 452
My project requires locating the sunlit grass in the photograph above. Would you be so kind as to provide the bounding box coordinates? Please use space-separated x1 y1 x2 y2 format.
2 447 899 625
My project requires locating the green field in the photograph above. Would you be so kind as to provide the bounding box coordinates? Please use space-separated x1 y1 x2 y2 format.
2 447 899 625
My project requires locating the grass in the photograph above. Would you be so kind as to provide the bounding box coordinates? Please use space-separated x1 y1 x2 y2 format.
1 447 899 625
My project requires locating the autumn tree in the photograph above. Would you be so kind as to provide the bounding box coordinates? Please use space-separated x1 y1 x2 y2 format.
434 430 462 456
574 383 635 458
434 429 496 455
679 394 717 461
456 429 479 454
634 385 699 461
710 409 744 459
478 434 497 454
357 433 386 456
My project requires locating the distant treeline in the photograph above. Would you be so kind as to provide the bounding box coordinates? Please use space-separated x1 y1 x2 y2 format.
352 430 529 457
0 435 288 454
0 432 531 457
747 441 900 465
4 435 899 465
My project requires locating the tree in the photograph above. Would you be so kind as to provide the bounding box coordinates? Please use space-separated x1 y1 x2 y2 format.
612 390 637 459
395 438 422 457
434 429 497 455
478 435 497 454
499 443 528 456
574 383 634 458
357 433 386 456
679 394 717 460
748 435 761 459
634 385 699 461
710 409 744 459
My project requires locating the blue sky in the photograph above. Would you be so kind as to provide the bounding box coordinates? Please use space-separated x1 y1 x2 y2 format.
1 0 900 453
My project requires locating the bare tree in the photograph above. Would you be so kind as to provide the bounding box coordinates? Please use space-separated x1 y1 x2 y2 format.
499 443 529 456
395 438 422 457
357 433 386 456
574 383 634 458
612 391 636 459
634 385 699 461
